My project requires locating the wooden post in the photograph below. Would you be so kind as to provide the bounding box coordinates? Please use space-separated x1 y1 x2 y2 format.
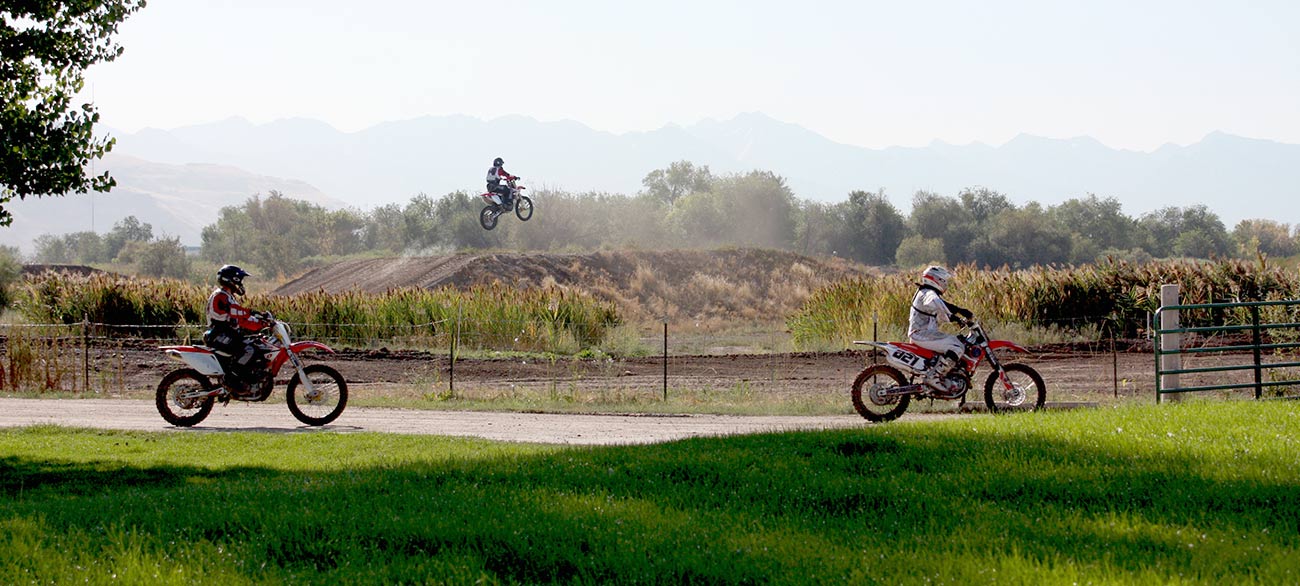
83 316 90 394
1159 284 1182 403
449 306 460 398
662 321 668 402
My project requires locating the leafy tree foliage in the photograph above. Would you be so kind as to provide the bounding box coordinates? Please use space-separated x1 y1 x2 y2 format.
1139 205 1230 259
200 191 369 277
0 244 21 308
976 203 1072 268
32 215 153 263
0 0 146 225
1232 219 1296 258
1050 194 1136 263
834 190 907 265
909 191 973 263
115 236 189 278
640 161 713 205
895 235 945 267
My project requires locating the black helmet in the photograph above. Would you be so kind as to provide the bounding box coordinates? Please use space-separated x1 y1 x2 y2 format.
493 157 504 167
217 265 250 296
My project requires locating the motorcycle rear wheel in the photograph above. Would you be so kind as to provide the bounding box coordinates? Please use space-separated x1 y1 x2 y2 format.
983 362 1046 413
515 196 534 221
479 206 499 230
286 364 349 426
156 368 215 427
851 365 912 422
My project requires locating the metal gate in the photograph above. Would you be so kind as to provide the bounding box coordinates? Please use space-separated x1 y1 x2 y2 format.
1155 299 1300 399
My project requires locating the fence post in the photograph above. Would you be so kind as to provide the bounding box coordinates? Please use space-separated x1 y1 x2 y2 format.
662 320 668 402
1109 315 1118 399
450 306 460 398
1251 305 1263 400
82 316 90 394
871 311 878 365
1159 284 1182 403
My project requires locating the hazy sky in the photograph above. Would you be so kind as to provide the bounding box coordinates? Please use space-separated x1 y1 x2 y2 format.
82 0 1300 151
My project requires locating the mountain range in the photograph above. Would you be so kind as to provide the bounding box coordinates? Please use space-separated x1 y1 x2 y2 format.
4 112 1297 251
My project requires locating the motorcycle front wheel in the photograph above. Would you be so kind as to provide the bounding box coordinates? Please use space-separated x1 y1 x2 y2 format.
515 196 534 221
156 369 216 427
479 206 499 230
983 363 1046 413
850 365 912 422
286 364 349 426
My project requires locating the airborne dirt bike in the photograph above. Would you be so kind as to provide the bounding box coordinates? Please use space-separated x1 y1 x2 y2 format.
156 314 348 427
479 177 534 230
851 317 1045 422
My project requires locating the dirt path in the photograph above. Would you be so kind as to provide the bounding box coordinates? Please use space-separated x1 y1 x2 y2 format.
0 398 888 445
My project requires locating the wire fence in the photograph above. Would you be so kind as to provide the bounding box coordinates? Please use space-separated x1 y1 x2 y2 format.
0 311 1280 406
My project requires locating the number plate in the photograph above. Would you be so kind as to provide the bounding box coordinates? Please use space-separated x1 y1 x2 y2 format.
889 348 926 371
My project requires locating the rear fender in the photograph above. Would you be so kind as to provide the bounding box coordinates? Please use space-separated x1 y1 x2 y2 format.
161 346 223 376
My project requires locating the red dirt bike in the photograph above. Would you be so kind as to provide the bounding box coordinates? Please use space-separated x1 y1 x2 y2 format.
479 177 534 230
155 314 348 427
851 317 1045 422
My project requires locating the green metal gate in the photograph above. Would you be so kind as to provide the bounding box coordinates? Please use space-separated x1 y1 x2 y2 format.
1155 299 1300 399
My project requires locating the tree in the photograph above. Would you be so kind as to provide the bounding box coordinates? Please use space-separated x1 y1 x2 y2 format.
1232 219 1295 258
200 191 364 276
103 215 153 260
837 189 908 266
640 161 714 206
958 186 1013 224
977 203 1071 268
0 0 147 225
1049 194 1136 263
0 245 21 308
908 191 974 264
32 233 71 263
116 236 190 278
895 235 945 267
1138 205 1230 259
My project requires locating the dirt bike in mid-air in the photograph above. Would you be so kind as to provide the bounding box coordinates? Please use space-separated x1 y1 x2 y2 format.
155 313 348 427
850 317 1045 422
479 177 534 230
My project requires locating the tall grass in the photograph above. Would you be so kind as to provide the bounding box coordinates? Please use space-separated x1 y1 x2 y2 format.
788 258 1300 349
16 272 620 352
1 401 1298 583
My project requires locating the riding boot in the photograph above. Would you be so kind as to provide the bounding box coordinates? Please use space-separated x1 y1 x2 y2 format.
923 353 958 392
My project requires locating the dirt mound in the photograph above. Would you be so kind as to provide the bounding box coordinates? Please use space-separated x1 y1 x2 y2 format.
22 264 105 276
275 249 873 322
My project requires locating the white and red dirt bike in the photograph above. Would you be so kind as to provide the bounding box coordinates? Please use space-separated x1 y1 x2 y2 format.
479 177 534 230
851 317 1045 422
156 315 348 427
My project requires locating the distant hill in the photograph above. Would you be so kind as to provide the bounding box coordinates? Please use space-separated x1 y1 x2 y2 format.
1 153 343 252
110 113 1300 226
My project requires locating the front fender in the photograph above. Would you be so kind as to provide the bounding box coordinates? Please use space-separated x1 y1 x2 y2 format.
289 340 335 354
987 340 1030 353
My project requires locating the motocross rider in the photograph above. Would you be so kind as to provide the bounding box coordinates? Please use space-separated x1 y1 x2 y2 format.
205 265 270 393
908 265 975 392
485 157 518 209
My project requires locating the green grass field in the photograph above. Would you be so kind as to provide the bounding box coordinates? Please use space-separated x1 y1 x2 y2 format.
2 401 1298 584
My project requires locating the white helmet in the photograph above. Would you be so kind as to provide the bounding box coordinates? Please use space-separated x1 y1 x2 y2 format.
920 265 952 294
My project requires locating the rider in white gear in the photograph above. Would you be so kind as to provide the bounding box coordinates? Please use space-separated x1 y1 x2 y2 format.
908 266 974 391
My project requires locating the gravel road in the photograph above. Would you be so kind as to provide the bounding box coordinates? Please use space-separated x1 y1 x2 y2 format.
0 398 885 445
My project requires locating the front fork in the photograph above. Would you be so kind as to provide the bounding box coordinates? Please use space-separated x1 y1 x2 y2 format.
287 351 320 401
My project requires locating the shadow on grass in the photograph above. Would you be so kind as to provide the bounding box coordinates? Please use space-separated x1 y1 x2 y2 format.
2 410 1299 583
